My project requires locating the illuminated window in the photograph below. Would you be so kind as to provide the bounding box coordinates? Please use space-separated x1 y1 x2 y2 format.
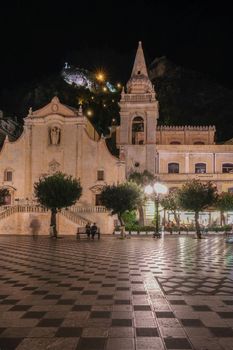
168 163 179 173
97 170 104 181
222 163 233 173
4 170 13 182
132 116 144 145
195 163 206 174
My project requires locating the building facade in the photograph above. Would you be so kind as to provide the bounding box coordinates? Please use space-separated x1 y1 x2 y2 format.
116 42 233 225
0 97 125 206
117 42 233 193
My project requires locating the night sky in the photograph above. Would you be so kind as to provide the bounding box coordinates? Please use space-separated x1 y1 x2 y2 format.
1 0 233 89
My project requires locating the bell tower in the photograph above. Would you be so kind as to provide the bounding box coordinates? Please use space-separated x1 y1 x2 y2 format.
117 41 159 175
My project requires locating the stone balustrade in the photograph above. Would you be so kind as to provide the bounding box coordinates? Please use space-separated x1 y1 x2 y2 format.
60 209 89 226
70 205 108 213
0 205 48 220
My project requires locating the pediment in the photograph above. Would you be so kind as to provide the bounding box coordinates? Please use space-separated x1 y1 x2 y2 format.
89 184 106 193
27 97 77 118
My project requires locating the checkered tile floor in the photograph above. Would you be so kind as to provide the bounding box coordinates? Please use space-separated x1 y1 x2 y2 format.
0 235 232 349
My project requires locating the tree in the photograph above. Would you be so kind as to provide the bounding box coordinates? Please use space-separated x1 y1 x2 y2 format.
160 190 180 226
128 170 155 225
100 182 143 230
177 180 217 238
0 188 10 206
34 172 82 238
215 192 233 226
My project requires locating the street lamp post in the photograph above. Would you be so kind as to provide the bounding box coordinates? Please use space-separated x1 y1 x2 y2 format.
145 182 168 237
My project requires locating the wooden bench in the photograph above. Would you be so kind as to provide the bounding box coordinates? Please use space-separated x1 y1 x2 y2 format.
76 227 100 240
153 232 162 238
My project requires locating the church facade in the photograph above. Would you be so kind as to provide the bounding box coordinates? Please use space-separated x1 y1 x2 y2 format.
1 42 233 228
0 98 125 206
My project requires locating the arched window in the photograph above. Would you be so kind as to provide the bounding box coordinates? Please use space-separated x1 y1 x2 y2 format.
170 141 181 145
222 163 233 173
168 163 179 173
132 116 144 145
194 141 205 145
4 169 13 182
195 163 206 174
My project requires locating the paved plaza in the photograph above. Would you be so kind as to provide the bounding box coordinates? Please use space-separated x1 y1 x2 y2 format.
0 235 233 349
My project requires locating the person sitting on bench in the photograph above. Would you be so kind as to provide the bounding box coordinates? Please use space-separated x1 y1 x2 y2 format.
85 222 91 238
91 222 98 239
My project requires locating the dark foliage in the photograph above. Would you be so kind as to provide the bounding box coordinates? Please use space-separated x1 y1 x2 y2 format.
178 180 217 213
150 57 233 141
100 182 143 224
0 188 10 205
177 180 217 237
34 172 82 210
215 192 233 212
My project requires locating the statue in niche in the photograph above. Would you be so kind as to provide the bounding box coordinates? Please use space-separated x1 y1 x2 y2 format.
50 126 60 145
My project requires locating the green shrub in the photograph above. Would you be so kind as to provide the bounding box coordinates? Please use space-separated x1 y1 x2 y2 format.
209 225 231 232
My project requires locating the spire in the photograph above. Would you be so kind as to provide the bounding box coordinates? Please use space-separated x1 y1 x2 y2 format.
131 41 148 78
126 42 153 94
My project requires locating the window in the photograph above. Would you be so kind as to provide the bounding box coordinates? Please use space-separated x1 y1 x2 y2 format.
195 163 206 174
194 141 205 145
4 170 12 182
132 116 144 145
95 194 102 206
97 170 104 181
222 163 233 173
168 163 179 173
228 188 233 193
170 141 181 145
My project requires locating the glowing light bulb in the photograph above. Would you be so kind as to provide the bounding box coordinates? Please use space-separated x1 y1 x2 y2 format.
86 110 93 117
96 72 105 82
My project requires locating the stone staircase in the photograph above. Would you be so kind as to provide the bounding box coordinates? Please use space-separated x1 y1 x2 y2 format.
0 204 114 234
60 208 89 226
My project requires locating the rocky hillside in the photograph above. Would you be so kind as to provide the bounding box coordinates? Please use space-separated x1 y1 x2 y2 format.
149 57 233 142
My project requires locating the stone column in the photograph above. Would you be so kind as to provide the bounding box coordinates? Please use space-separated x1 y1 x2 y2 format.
213 153 216 173
185 153 189 173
